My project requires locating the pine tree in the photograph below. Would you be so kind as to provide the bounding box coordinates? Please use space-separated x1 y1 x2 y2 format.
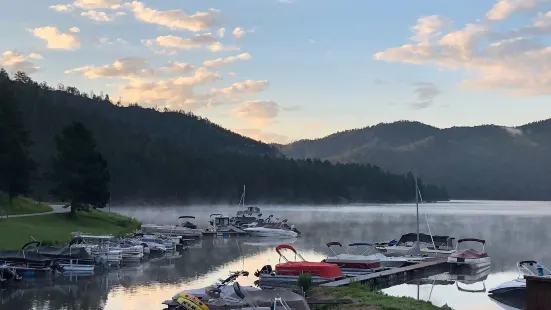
51 122 110 217
0 77 35 217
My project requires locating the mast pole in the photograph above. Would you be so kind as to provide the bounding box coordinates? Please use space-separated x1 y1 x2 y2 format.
415 174 420 246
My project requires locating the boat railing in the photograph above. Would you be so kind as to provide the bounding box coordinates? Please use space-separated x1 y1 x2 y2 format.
517 260 551 278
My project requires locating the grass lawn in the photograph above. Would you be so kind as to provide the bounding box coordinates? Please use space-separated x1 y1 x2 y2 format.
0 192 53 215
309 282 453 310
0 209 141 250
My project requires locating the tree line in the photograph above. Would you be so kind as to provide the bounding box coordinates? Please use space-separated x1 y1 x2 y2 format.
0 69 449 207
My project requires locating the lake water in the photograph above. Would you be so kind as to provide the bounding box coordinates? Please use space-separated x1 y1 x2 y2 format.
2 200 551 310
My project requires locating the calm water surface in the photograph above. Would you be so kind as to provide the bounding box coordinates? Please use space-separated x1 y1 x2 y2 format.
2 200 551 310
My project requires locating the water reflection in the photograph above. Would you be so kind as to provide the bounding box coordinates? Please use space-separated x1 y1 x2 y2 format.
1 201 550 310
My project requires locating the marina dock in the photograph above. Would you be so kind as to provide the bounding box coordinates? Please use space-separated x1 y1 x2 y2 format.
321 258 449 288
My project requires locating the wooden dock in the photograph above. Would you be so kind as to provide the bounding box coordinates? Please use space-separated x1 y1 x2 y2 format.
321 259 449 287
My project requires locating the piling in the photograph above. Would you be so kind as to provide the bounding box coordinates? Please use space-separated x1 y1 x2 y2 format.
525 275 551 310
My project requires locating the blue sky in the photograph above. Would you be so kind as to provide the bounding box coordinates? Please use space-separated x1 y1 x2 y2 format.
2 0 551 143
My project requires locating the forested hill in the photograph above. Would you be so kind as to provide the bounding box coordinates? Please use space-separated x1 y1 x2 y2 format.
280 120 551 200
2 71 449 204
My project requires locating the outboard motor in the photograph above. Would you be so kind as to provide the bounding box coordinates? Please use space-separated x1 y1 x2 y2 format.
291 227 301 235
254 265 272 277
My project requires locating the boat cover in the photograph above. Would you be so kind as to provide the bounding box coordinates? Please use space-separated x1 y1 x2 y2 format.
37 246 94 260
397 233 452 247
450 249 488 259
0 250 52 263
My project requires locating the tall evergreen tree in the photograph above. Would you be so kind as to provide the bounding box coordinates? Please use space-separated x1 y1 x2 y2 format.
51 122 110 217
0 76 35 216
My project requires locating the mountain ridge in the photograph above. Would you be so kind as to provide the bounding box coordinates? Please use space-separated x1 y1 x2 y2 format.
280 119 551 200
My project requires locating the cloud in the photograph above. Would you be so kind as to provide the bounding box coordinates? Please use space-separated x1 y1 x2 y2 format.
212 80 269 97
80 10 125 21
143 34 237 52
163 62 197 74
233 100 279 120
0 51 41 74
49 4 74 12
32 26 81 50
374 8 551 97
127 1 220 32
98 37 128 46
486 0 550 21
73 0 124 9
119 68 221 109
217 28 226 38
69 27 80 33
411 15 452 43
203 53 252 68
65 57 154 79
234 128 289 144
28 53 43 60
232 27 253 39
81 10 111 21
410 82 441 109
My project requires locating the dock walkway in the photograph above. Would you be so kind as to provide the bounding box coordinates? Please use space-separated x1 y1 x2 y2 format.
322 259 448 287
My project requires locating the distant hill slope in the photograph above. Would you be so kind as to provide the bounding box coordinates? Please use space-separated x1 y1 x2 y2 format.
280 120 551 200
3 72 449 204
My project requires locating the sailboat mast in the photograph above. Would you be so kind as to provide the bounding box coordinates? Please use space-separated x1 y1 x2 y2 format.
415 175 419 246
243 185 246 206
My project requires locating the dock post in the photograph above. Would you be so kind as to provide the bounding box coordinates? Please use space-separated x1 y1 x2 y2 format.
525 275 551 310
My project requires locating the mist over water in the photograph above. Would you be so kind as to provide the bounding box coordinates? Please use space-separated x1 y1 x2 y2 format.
2 200 550 310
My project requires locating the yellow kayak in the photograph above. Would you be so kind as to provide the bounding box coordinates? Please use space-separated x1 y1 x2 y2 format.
175 293 209 310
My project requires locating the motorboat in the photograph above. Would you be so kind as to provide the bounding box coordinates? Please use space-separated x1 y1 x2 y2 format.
488 260 551 307
163 282 310 310
243 219 299 238
323 242 381 269
179 215 198 229
324 241 426 269
376 233 456 256
244 225 298 238
205 214 247 235
447 238 490 269
0 242 66 276
255 244 344 286
115 241 144 263
70 233 123 267
170 271 260 302
132 234 167 255
141 223 203 239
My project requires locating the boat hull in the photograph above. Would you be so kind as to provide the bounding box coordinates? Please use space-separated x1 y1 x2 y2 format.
323 259 381 270
244 228 298 238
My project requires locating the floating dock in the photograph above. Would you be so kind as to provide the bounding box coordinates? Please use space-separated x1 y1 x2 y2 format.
321 258 449 288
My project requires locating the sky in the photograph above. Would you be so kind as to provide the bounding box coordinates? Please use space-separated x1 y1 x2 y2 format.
2 0 551 144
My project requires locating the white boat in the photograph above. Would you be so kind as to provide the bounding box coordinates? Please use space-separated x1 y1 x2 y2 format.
207 214 248 235
244 225 298 238
141 223 202 239
59 259 95 273
489 260 551 299
70 233 123 267
174 271 260 301
325 242 425 269
376 233 456 257
447 238 491 269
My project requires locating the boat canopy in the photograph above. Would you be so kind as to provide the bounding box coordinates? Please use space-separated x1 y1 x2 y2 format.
349 242 375 247
457 238 485 244
178 215 196 219
397 233 453 247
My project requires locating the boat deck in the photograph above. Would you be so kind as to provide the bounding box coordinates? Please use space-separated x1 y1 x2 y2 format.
321 259 449 287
